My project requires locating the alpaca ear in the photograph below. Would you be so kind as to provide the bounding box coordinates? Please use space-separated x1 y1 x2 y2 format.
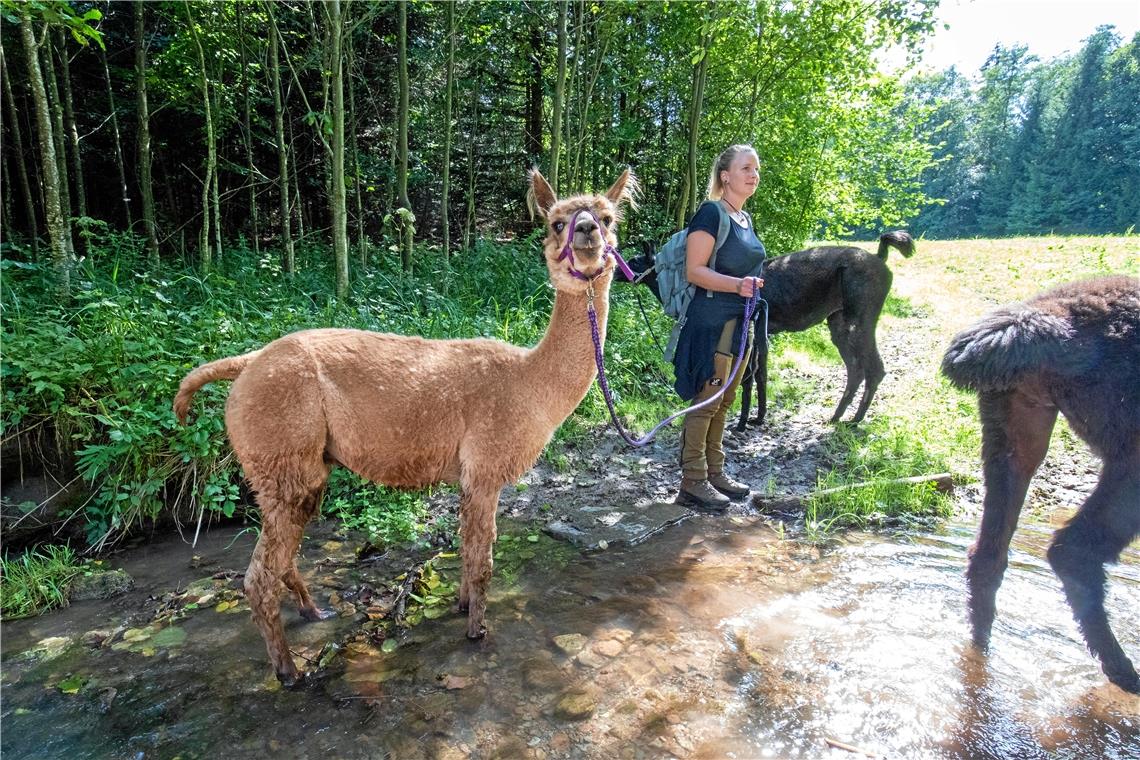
528 168 557 219
605 167 640 211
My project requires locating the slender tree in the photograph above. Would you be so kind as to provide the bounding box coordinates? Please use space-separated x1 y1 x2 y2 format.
441 0 456 259
328 0 349 298
20 13 70 297
1 47 40 259
56 30 86 224
237 2 259 257
99 44 132 228
549 0 567 194
396 0 412 271
186 1 217 273
41 31 74 256
135 0 159 265
266 2 294 273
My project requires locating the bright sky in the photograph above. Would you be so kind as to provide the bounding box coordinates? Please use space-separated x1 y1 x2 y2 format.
909 0 1140 74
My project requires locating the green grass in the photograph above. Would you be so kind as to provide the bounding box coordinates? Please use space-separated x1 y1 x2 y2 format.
0 545 87 619
322 469 430 547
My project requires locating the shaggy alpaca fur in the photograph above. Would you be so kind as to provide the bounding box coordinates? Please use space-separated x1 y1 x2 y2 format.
942 275 1140 693
626 231 913 428
173 168 638 685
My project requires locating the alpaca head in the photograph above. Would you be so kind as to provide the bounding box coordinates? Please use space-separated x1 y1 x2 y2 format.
528 168 640 294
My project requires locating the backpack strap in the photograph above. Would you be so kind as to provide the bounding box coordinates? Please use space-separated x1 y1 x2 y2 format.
702 200 733 300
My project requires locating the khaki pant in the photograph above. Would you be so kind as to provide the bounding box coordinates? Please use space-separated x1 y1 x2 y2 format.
680 319 752 480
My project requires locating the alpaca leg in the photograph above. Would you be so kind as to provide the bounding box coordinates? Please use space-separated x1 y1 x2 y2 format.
967 390 1056 650
245 508 306 685
850 338 885 424
280 490 334 622
1046 456 1140 692
457 483 498 640
827 312 864 423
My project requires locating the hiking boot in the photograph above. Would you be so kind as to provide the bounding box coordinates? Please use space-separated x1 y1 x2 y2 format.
677 477 730 512
708 471 751 500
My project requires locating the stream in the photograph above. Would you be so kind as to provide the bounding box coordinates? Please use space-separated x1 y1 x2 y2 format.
2 512 1137 760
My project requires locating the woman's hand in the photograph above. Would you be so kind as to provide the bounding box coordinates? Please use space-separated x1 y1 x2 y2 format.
736 276 764 297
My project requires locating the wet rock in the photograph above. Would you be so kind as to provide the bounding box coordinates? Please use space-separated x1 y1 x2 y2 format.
521 658 562 691
19 636 73 662
554 688 598 721
80 629 113 648
68 569 134 601
552 633 587 656
575 648 607 669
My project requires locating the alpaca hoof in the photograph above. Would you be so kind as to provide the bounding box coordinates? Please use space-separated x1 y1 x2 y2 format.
467 626 487 641
277 668 307 689
300 606 336 622
1107 666 1140 694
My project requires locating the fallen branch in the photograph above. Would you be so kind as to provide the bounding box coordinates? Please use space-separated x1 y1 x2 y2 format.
824 736 877 757
752 473 955 513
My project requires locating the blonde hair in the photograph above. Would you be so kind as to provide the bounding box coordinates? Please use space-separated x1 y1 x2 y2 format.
706 144 758 200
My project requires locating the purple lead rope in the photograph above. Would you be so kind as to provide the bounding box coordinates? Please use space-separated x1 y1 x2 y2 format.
589 291 760 447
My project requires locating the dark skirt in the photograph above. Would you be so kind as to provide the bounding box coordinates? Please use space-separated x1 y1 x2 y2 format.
672 289 752 401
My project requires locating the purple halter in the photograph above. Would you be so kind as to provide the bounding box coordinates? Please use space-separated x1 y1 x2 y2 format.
557 208 636 282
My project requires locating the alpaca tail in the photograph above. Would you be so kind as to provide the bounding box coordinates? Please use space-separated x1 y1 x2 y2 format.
876 230 915 260
941 307 1073 392
173 351 260 424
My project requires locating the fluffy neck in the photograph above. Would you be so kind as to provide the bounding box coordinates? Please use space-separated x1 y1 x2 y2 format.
523 278 611 423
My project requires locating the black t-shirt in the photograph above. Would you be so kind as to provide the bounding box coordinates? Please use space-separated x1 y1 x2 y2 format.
687 201 766 278
671 201 767 400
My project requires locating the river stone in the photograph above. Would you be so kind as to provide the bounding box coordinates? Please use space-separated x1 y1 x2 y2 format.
554 688 597 721
521 658 562 690
69 569 134 601
552 633 587 656
543 500 692 550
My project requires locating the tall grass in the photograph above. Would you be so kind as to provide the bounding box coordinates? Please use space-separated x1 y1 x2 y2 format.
0 545 86 619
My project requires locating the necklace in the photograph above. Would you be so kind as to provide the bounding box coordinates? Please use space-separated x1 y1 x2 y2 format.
721 198 748 226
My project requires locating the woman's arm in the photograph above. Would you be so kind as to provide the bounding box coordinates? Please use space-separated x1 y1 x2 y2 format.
685 230 763 297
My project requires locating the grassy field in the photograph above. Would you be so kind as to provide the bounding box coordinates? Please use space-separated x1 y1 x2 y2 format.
784 235 1137 532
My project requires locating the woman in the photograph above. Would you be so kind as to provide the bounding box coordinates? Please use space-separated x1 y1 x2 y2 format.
673 144 765 511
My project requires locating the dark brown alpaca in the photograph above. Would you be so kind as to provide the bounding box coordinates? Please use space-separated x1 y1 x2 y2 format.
173 168 638 685
942 275 1140 693
625 231 913 427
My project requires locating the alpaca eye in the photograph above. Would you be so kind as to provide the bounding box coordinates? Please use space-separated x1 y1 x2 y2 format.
602 216 613 227
553 221 565 233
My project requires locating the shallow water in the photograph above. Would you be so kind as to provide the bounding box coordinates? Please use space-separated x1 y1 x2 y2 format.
2 514 1137 759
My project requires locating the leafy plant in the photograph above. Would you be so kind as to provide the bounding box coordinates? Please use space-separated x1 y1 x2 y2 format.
0 545 88 619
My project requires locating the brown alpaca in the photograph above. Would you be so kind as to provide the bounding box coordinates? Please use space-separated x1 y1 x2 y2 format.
172 168 638 685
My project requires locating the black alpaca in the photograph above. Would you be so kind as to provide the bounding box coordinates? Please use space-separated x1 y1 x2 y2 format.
941 275 1140 693
625 231 914 428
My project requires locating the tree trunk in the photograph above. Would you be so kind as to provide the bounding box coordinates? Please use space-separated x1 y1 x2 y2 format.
267 3 294 274
347 31 366 268
20 15 70 297
99 45 132 229
136 1 159 266
329 0 349 298
441 0 456 259
42 32 74 257
186 1 215 273
56 31 86 225
685 19 711 220
396 0 412 272
549 0 567 194
525 17 543 161
463 76 477 251
1 47 40 259
237 2 259 257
